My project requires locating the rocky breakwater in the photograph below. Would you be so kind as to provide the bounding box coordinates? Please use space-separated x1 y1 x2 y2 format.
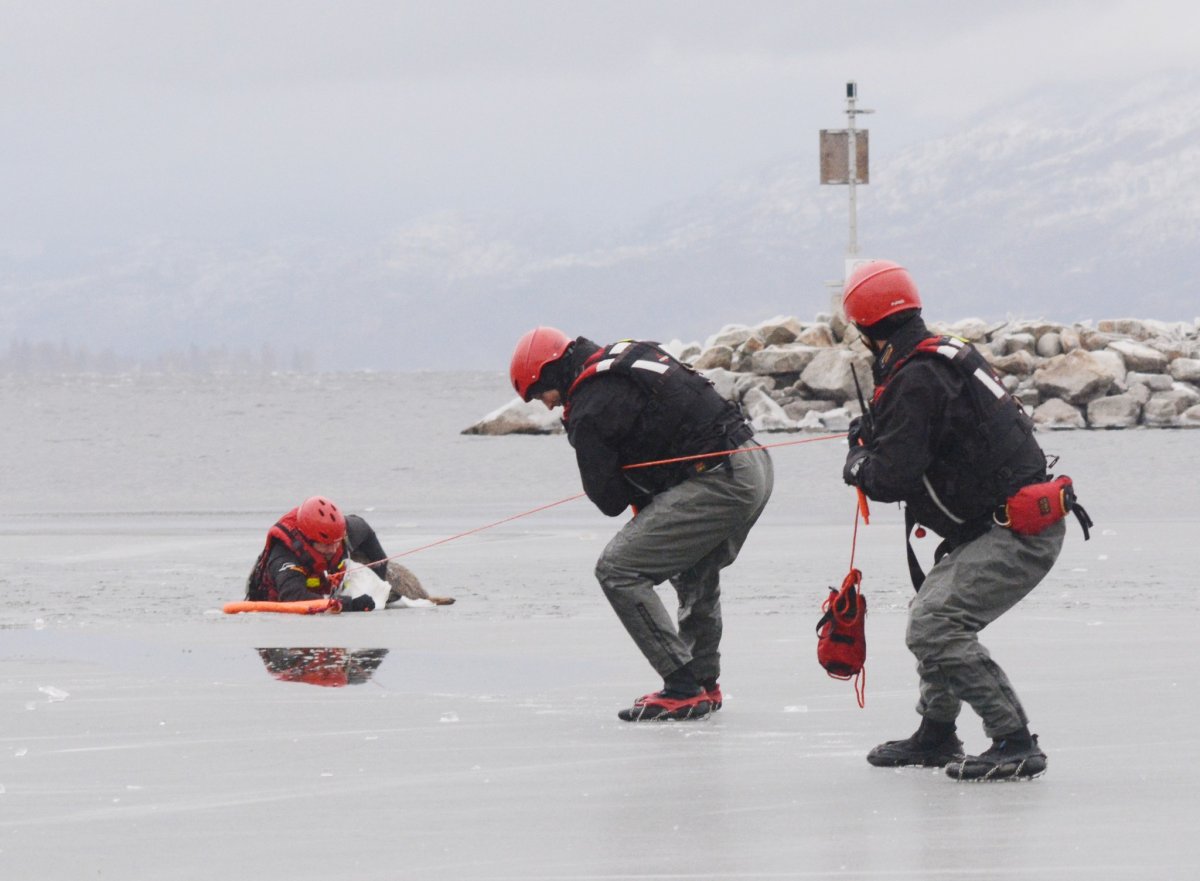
464 315 1200 435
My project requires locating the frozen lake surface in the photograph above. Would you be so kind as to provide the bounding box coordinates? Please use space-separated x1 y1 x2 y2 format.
2 372 1198 879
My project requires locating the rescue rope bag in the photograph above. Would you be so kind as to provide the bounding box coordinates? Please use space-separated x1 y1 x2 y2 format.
997 474 1094 539
816 568 867 707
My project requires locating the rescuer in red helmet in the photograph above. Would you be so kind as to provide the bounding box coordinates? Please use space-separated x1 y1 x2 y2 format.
509 327 774 722
841 259 1078 781
245 496 453 610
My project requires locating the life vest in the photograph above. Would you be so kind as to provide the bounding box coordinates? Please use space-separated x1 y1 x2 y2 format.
563 340 750 494
245 508 347 601
872 335 1043 540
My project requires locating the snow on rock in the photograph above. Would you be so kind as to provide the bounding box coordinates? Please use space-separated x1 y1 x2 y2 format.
462 397 563 435
1034 398 1087 429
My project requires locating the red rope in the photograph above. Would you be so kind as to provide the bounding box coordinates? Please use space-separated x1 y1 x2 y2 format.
621 433 847 470
335 491 588 580
338 431 849 579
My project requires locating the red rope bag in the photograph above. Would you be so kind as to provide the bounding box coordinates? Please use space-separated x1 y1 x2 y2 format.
816 568 867 707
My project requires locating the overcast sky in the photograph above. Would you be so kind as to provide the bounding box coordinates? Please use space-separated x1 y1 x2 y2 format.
3 0 1195 255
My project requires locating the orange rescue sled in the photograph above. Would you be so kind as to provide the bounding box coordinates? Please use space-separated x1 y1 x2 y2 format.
222 599 338 615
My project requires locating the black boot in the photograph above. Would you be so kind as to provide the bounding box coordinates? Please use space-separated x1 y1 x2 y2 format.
946 730 1047 781
867 717 965 767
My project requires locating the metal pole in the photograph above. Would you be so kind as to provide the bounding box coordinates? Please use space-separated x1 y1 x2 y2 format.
847 83 859 257
843 81 873 264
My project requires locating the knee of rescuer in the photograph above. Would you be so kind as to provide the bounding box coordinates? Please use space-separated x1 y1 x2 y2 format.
904 606 966 658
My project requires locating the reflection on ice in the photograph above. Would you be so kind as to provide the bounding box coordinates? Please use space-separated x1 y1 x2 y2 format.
255 647 389 687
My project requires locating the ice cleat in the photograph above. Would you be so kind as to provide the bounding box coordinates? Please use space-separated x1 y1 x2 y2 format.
867 717 965 768
946 734 1047 781
618 688 712 722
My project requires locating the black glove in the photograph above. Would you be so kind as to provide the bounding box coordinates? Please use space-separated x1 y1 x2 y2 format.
342 594 376 613
847 416 863 449
843 446 870 487
847 415 873 449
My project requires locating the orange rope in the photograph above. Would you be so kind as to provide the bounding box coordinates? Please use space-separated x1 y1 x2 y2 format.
621 433 847 470
338 431 850 579
335 491 588 581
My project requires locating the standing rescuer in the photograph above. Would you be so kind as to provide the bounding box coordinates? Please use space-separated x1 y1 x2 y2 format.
841 260 1090 781
509 327 774 721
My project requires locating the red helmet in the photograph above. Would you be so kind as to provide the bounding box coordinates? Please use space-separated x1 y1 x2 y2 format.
843 260 922 329
297 496 346 543
510 326 571 401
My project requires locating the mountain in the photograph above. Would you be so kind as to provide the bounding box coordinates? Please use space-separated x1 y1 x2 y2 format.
4 73 1198 372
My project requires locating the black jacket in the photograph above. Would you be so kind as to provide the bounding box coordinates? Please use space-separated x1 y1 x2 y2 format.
562 338 751 516
852 317 1046 543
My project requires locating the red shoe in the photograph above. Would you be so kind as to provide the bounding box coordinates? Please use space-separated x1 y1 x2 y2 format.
618 689 712 722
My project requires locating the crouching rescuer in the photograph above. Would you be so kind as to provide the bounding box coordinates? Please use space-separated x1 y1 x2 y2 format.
840 260 1092 781
510 327 774 721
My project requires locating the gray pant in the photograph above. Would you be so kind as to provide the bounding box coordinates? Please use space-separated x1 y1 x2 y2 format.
594 444 774 683
907 519 1065 738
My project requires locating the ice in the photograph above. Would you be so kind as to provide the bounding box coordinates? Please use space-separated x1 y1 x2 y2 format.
1 372 1198 879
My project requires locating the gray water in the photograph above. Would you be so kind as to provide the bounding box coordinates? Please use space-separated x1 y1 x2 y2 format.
1 372 1198 879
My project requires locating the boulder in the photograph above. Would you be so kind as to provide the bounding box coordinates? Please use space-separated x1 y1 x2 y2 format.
794 410 827 431
741 335 766 356
795 324 837 347
782 399 838 421
1036 332 1063 358
1032 398 1086 430
692 345 734 371
742 387 796 432
1097 318 1151 340
1032 350 1116 405
1008 320 1058 338
1147 337 1191 361
702 367 739 402
755 316 803 347
1086 394 1142 429
1014 386 1041 408
748 343 821 376
707 324 756 350
1107 339 1168 373
829 310 850 342
1169 358 1200 384
461 398 563 435
1059 327 1082 353
1182 404 1200 428
798 348 870 402
991 350 1039 376
1142 386 1200 426
819 407 854 432
944 317 991 342
1002 333 1037 356
1079 329 1118 352
1125 382 1153 406
1090 348 1128 385
661 339 699 362
734 373 775 400
1126 371 1174 391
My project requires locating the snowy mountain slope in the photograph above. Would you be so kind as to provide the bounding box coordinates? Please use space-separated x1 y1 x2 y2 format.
4 74 1197 370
